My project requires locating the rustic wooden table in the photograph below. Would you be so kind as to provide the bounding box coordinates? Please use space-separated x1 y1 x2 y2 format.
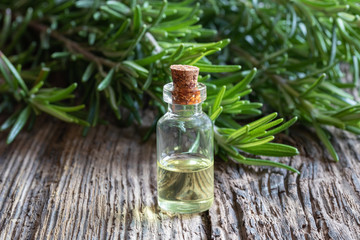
0 117 360 239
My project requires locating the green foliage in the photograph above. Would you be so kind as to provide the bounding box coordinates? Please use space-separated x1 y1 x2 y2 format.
10 0 360 173
0 51 88 144
202 0 360 161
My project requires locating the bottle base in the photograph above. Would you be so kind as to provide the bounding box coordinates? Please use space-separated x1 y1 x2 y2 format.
158 197 214 214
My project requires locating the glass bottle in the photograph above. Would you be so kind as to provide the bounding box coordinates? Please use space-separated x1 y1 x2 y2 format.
157 65 214 214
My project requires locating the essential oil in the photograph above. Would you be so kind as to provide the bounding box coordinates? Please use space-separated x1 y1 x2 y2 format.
157 153 214 213
157 65 214 214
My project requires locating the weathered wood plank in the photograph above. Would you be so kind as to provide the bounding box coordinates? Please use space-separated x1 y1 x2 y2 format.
0 117 360 239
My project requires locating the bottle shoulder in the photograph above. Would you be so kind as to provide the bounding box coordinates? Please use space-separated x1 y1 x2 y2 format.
157 111 213 128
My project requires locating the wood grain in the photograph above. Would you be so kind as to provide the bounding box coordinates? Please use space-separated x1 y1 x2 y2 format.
0 117 360 239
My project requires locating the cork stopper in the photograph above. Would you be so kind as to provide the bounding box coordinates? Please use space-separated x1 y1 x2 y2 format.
170 65 201 105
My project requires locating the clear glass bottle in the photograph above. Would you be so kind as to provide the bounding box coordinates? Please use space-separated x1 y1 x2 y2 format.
157 65 214 214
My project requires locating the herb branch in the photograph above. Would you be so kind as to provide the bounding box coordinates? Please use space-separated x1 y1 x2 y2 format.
4 0 358 172
202 0 360 161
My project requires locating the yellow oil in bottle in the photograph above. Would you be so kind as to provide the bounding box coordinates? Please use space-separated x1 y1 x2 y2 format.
157 153 214 214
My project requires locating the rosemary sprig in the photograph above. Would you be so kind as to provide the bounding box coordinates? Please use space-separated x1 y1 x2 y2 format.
0 51 88 144
203 0 360 161
207 71 299 173
0 0 305 173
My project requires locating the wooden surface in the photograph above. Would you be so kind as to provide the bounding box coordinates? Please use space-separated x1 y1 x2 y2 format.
0 117 360 240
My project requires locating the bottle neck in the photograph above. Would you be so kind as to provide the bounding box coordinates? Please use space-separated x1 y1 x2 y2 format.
168 103 202 116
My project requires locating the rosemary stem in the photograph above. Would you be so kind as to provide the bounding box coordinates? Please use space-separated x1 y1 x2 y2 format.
28 21 120 77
